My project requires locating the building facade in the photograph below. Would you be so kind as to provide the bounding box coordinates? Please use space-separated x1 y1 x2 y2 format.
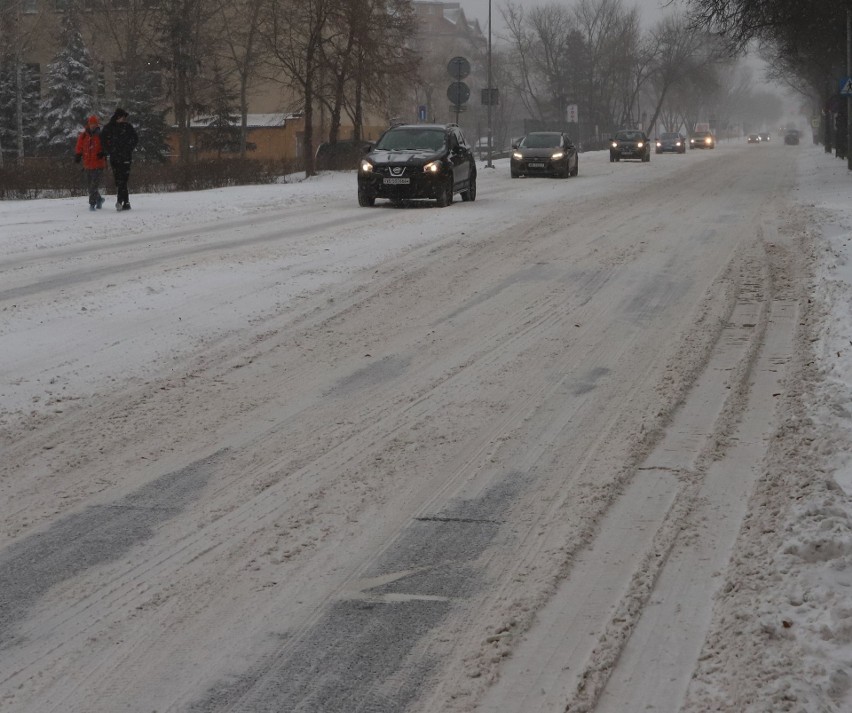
2 0 489 162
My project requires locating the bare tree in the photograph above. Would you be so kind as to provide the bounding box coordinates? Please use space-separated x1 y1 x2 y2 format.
501 3 544 122
263 0 337 176
318 0 367 145
85 0 172 162
153 0 217 164
572 0 640 135
209 0 267 157
528 3 576 124
350 0 419 134
642 14 724 134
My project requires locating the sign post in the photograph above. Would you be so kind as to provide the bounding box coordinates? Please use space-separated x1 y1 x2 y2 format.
566 104 579 146
847 9 852 170
486 0 494 168
446 56 470 126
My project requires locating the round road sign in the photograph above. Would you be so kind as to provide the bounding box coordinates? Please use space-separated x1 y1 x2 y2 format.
447 81 470 106
447 56 471 80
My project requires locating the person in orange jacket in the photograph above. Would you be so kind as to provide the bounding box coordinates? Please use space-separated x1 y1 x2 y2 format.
74 115 107 211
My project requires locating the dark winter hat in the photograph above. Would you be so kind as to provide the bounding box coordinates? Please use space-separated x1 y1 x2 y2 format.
113 107 129 119
87 115 100 126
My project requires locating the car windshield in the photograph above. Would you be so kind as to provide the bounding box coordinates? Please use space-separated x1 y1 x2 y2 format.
520 133 562 148
375 128 446 152
661 133 680 140
615 131 644 141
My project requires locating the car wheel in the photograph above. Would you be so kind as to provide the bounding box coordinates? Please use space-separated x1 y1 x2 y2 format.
358 188 375 207
461 172 477 201
511 170 519 178
610 155 615 163
570 158 578 177
435 178 453 207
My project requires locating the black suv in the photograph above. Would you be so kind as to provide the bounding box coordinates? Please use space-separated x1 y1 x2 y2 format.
357 123 476 207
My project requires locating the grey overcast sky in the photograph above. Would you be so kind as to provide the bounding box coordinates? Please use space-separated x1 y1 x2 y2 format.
460 0 686 33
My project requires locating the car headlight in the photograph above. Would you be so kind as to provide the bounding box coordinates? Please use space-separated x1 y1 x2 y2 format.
611 142 618 148
656 142 661 147
512 151 523 160
423 160 441 174
675 142 681 146
551 151 564 160
359 160 373 173
637 142 643 148
705 137 712 144
690 139 695 144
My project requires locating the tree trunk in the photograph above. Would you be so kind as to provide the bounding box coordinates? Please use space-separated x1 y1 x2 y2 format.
15 60 24 163
303 43 316 177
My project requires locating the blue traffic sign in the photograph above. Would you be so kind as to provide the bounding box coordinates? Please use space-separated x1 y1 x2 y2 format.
840 77 852 96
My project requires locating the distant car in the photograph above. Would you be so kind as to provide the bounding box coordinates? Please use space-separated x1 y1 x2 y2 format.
357 123 476 207
758 132 771 142
784 129 800 145
747 134 761 144
655 132 687 154
610 130 651 162
510 132 579 178
690 131 715 149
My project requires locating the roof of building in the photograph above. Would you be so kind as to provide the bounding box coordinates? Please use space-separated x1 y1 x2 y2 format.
413 1 483 38
188 112 303 129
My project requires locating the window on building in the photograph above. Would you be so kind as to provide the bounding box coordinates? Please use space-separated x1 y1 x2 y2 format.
23 0 38 13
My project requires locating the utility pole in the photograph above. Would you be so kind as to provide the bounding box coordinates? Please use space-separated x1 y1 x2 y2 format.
846 10 852 171
486 0 494 168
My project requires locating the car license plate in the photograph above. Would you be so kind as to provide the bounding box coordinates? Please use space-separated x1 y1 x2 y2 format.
528 162 545 168
383 177 410 185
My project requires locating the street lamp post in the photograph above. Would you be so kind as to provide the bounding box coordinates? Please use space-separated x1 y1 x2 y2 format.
847 9 851 170
486 0 494 168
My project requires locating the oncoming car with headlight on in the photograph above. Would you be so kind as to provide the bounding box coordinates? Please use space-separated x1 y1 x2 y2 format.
357 123 476 207
609 130 651 162
655 132 686 154
690 131 715 149
510 132 578 178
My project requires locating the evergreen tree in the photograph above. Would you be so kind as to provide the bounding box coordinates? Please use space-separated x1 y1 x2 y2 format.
0 55 40 163
0 56 19 163
115 60 171 162
196 61 243 157
37 2 96 155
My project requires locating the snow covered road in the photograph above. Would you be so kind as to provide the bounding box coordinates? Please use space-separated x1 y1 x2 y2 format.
1 142 849 712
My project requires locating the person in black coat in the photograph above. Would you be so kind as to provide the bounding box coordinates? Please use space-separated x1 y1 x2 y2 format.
101 107 139 211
